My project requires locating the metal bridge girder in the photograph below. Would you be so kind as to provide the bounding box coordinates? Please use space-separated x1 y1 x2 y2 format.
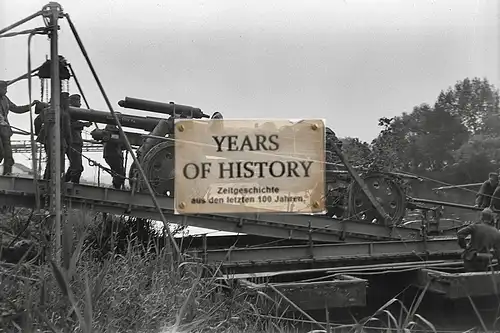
0 175 426 243
204 238 462 269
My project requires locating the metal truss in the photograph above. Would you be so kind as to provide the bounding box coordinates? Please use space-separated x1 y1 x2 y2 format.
204 238 462 273
11 140 104 154
0 176 439 243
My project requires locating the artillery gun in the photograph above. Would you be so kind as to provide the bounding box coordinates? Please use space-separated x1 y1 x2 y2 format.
67 98 409 225
68 97 224 194
22 53 413 226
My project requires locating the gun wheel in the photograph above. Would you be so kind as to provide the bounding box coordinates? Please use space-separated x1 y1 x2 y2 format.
347 172 406 225
138 141 176 197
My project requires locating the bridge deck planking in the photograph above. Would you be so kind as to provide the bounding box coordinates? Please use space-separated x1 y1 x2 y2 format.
0 176 428 242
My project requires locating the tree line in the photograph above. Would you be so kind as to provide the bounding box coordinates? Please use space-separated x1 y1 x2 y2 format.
340 77 500 185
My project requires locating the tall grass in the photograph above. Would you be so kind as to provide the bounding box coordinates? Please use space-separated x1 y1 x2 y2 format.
1 208 498 332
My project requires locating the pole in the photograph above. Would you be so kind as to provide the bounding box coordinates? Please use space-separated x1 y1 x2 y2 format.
7 65 41 86
410 197 482 211
44 2 63 264
0 10 43 36
432 183 482 191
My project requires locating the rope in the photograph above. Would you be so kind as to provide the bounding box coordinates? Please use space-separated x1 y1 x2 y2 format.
0 27 48 39
10 126 30 135
75 145 125 180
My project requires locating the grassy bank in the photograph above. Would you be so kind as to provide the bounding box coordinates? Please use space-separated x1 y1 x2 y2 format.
0 207 489 332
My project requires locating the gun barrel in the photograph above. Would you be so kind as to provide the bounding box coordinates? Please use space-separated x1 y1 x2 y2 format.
90 128 144 146
432 183 482 191
68 107 167 131
118 97 209 119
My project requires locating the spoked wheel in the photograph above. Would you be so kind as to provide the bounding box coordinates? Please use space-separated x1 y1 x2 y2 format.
325 182 348 218
347 172 406 225
129 141 212 200
139 141 176 197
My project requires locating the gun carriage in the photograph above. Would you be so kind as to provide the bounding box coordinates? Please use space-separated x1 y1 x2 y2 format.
65 96 409 225
5 44 477 234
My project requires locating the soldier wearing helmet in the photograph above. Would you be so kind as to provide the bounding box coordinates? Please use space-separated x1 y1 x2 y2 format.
457 208 500 272
37 92 73 180
103 124 126 189
64 94 91 184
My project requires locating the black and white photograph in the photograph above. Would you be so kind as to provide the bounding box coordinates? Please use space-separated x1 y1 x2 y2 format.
1 0 499 332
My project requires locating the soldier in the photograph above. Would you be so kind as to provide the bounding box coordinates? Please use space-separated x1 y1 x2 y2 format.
457 208 500 272
474 172 498 208
64 94 91 183
103 124 126 189
0 80 39 175
36 93 73 180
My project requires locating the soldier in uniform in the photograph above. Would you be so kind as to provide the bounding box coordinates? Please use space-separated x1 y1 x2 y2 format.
475 172 498 208
103 124 126 189
64 94 91 183
35 93 73 180
0 80 39 175
457 208 500 272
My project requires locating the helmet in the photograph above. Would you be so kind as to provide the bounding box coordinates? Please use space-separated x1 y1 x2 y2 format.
105 124 119 132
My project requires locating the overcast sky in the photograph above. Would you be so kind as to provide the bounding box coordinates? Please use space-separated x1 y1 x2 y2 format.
0 0 498 187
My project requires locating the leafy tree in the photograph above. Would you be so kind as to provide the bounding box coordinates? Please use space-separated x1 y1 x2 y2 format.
341 76 500 191
339 137 371 165
448 134 500 182
409 103 469 171
370 116 412 171
436 77 500 135
370 77 500 174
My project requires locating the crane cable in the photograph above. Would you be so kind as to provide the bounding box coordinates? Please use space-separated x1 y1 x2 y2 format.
67 63 98 130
